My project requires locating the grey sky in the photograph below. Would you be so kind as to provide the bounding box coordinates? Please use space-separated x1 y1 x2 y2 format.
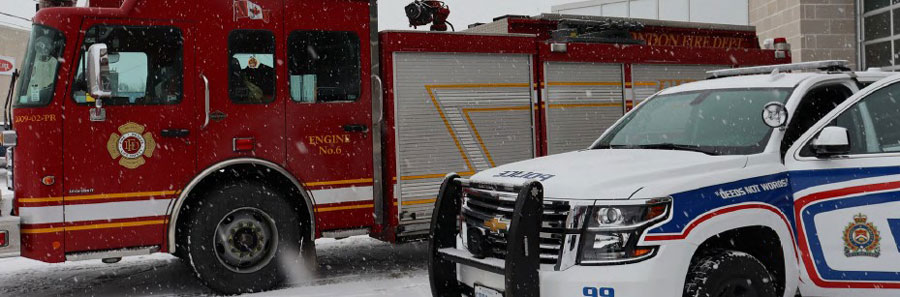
0 0 572 31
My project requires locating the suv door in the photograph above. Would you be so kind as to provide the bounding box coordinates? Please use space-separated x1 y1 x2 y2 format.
786 75 900 296
63 20 197 253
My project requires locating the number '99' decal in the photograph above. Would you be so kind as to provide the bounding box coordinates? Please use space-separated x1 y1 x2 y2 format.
583 287 615 297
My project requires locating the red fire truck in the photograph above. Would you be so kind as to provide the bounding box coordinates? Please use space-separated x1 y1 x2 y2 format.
0 0 788 293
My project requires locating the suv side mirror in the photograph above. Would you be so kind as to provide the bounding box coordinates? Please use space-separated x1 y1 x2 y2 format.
86 43 112 99
811 126 850 157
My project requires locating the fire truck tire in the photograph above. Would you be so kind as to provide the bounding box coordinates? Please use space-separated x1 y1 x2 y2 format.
185 181 305 294
683 249 777 297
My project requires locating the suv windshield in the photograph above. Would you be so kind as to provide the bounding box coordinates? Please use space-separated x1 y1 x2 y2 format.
15 24 65 107
593 88 793 155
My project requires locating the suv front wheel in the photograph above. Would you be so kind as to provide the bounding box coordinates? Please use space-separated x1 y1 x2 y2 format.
683 250 777 297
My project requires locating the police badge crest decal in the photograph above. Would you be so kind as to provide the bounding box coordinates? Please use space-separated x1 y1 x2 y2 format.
107 122 156 169
843 213 881 258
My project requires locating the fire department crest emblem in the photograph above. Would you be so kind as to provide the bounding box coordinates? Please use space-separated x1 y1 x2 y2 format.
843 213 881 258
107 122 156 169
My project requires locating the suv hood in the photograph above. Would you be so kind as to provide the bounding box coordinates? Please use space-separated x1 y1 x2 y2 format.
470 149 748 200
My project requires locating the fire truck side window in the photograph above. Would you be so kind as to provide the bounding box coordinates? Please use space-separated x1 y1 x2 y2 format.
288 31 361 103
72 25 184 105
229 30 276 104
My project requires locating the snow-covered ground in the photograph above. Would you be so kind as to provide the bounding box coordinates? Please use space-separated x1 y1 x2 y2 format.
0 236 431 297
0 172 431 296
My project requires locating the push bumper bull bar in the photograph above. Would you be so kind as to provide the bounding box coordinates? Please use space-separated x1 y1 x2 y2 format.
428 173 544 297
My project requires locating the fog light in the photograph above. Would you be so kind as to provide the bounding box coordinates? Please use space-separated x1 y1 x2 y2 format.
466 226 490 259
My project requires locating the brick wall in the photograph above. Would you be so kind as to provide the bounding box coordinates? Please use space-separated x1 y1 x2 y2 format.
750 0 857 68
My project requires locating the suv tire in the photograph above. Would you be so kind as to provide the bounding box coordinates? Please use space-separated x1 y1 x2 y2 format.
684 250 777 297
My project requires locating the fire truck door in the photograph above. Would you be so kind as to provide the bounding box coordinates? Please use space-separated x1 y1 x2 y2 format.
195 5 286 171
62 20 198 253
283 29 374 230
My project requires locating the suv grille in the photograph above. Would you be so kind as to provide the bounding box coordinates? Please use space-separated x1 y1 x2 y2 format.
460 185 571 265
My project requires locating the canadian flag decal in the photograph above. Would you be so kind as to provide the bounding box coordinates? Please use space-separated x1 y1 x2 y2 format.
233 0 267 21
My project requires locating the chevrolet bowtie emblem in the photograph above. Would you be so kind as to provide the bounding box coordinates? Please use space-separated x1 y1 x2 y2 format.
484 217 508 232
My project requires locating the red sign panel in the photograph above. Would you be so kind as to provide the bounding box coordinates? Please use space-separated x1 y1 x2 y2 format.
0 56 14 76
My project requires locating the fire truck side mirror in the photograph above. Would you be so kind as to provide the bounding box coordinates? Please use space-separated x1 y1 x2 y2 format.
87 43 112 100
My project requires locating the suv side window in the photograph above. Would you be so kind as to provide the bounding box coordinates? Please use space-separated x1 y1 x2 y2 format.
229 30 276 104
287 31 361 103
802 82 900 156
781 84 851 156
72 25 184 105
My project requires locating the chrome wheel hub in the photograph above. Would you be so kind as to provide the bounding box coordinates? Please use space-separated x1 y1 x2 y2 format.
213 207 278 273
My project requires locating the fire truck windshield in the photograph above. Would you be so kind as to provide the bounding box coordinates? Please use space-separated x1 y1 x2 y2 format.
594 88 793 155
14 24 65 107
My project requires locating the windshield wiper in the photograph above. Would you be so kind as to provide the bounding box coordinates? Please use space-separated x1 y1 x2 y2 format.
607 143 720 155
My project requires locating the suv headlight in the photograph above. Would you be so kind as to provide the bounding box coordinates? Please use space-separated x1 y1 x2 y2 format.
577 197 672 265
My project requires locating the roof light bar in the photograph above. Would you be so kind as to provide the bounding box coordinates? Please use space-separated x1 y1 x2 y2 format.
707 60 850 78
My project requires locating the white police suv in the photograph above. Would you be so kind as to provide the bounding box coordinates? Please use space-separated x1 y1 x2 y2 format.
428 61 900 297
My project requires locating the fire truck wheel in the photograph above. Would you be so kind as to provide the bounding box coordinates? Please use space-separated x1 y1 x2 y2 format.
186 182 305 294
683 250 776 297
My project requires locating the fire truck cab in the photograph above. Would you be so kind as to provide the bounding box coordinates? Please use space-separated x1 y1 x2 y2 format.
0 0 788 293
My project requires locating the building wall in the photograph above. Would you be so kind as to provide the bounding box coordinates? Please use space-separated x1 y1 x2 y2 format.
749 0 857 67
0 25 31 119
552 0 750 25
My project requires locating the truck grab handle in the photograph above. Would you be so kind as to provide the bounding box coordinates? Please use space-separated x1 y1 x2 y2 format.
200 74 210 129
372 75 384 123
